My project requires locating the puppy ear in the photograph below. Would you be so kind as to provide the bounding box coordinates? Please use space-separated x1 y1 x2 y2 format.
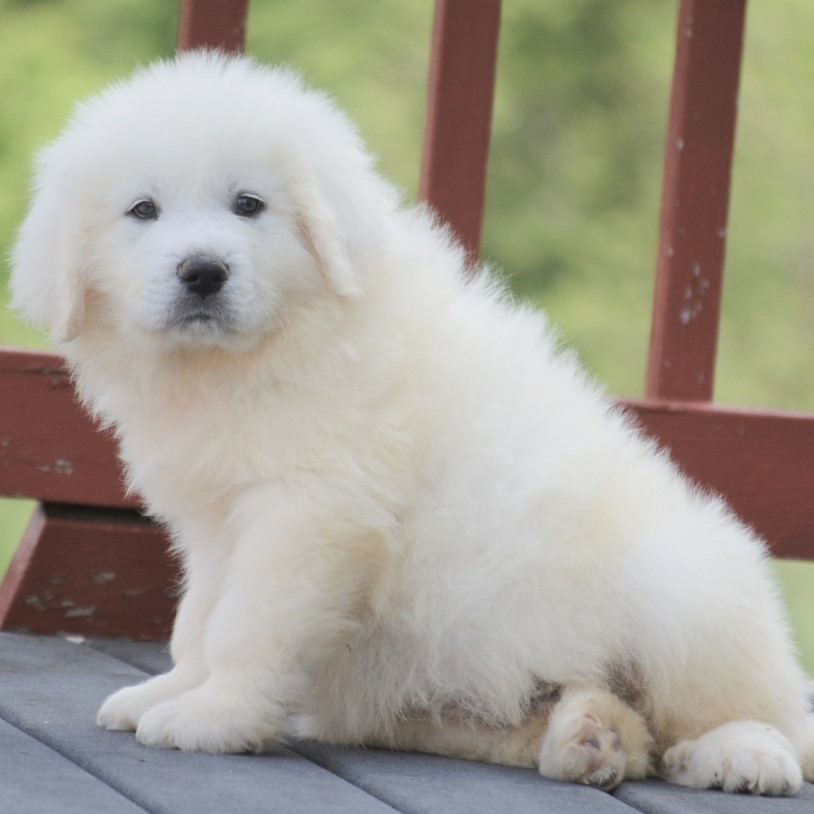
11 188 87 344
295 172 363 298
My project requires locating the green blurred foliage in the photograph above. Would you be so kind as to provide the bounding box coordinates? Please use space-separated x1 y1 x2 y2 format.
0 1 811 670
2 0 813 407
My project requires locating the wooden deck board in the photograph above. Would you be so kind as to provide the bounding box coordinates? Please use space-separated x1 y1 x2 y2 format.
0 718 147 814
614 778 814 814
1 632 811 813
86 636 173 675
0 633 398 814
294 739 634 814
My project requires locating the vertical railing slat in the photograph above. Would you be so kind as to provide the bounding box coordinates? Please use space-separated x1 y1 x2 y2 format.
646 0 747 402
177 0 250 53
420 0 502 264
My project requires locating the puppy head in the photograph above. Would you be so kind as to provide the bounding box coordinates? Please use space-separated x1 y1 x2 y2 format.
11 51 395 350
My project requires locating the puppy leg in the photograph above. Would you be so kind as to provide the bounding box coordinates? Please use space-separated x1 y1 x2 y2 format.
97 545 218 731
376 716 547 769
97 664 204 732
538 687 652 791
377 686 651 791
661 721 803 795
135 482 383 752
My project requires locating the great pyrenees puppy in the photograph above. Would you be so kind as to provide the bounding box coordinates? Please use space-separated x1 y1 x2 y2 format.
11 52 814 795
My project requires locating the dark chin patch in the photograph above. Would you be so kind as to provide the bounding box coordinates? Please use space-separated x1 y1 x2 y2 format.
167 298 234 333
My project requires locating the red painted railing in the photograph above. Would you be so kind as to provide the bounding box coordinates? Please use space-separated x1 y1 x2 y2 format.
0 0 811 638
646 0 746 402
420 0 501 265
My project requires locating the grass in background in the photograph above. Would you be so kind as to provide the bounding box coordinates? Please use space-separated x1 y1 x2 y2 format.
0 500 33 576
0 1 811 671
774 560 814 674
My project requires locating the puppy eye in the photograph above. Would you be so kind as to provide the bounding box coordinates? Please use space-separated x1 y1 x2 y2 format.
234 194 265 218
127 199 159 220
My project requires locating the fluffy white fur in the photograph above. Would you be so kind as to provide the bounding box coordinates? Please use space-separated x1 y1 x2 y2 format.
11 52 814 795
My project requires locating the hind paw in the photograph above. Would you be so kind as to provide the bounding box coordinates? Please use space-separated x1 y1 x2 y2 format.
538 687 651 791
662 721 802 796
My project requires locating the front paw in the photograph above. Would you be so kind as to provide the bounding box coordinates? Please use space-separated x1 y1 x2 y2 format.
97 668 202 731
662 721 802 796
135 682 282 753
97 682 157 732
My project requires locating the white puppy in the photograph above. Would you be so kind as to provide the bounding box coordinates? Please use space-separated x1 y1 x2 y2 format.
11 52 814 795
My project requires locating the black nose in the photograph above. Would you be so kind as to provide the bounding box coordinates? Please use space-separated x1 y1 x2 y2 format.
177 256 230 299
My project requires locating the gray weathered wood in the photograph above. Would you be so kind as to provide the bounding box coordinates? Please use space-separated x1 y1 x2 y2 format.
0 633 398 814
615 778 814 813
294 740 637 814
88 637 173 675
2 633 812 813
0 717 147 814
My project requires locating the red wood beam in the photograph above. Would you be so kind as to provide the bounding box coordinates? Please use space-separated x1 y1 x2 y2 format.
0 504 177 639
177 0 250 53
622 398 814 560
0 348 131 509
646 0 747 402
420 0 501 264
2 348 812 559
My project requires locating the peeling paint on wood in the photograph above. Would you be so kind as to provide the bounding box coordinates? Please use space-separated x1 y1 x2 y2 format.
92 572 116 585
64 606 96 619
646 0 746 401
0 348 131 508
0 504 178 639
623 399 814 559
